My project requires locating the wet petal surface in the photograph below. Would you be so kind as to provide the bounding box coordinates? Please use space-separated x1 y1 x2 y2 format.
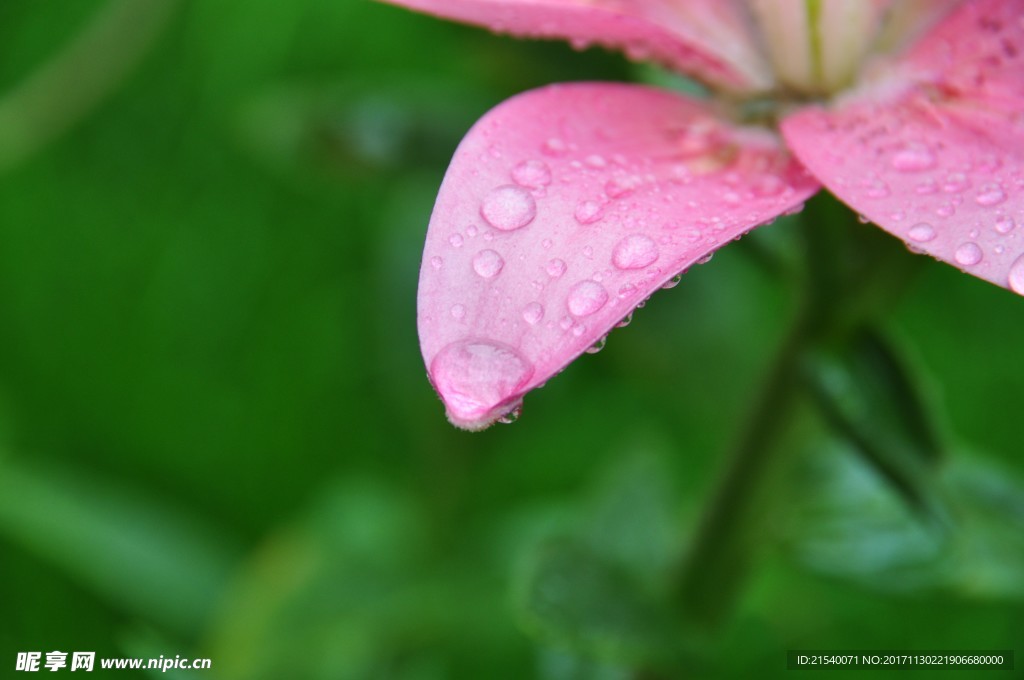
782 0 1024 295
419 83 818 429
378 0 771 92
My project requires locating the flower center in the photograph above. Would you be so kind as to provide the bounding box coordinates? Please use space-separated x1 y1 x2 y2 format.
749 0 888 97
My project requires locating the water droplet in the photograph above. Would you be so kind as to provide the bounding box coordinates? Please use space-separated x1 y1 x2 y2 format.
472 249 505 278
430 339 533 425
907 222 937 242
605 176 640 199
450 304 466 320
542 137 568 156
995 215 1016 234
512 159 552 189
481 185 537 231
891 146 936 172
582 246 594 259
574 200 604 225
497 405 522 424
954 241 983 266
430 256 444 269
546 258 567 278
916 179 938 194
522 302 544 325
696 252 714 265
935 203 956 217
865 180 890 198
542 238 553 249
586 335 607 354
585 154 607 168
612 234 659 270
975 183 1007 206
942 172 969 192
661 273 683 289
616 311 633 328
449 233 464 248
1008 254 1024 294
567 280 608 317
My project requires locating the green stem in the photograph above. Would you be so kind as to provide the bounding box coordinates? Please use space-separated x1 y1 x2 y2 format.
673 195 924 628
674 297 815 627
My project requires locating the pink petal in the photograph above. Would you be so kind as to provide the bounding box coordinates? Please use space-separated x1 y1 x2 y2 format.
378 0 771 93
782 0 1024 296
418 83 818 429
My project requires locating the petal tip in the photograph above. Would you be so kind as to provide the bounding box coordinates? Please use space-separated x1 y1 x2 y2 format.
429 338 534 431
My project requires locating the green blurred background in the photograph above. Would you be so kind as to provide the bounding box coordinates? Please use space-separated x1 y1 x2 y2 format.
0 1 1021 677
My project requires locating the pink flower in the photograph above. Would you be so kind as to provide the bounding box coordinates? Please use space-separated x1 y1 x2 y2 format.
382 0 1024 430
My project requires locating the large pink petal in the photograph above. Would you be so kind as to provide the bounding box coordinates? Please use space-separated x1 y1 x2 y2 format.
418 83 818 429
378 0 771 93
782 0 1024 296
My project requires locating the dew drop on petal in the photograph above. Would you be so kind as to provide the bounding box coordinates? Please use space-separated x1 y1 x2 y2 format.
907 222 936 242
430 256 444 269
512 159 552 189
890 146 936 172
450 303 466 320
995 215 1016 234
1008 254 1024 295
585 335 607 354
612 234 659 270
865 180 890 198
942 172 969 193
567 280 608 317
546 258 567 278
430 339 534 425
449 233 464 248
574 200 604 225
542 137 569 156
522 302 544 325
472 249 505 278
481 185 537 231
975 184 1007 206
661 273 682 289
954 242 983 266
497 404 522 424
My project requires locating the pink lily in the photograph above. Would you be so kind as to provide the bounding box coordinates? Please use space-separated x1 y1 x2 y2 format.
382 0 1024 430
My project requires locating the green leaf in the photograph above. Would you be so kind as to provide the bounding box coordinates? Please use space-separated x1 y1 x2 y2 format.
786 443 1024 601
0 458 239 634
804 327 946 520
515 538 679 665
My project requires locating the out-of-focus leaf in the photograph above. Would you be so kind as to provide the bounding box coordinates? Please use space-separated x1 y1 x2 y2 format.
786 443 1024 600
536 646 630 680
0 458 239 634
235 78 490 182
578 449 680 578
0 0 178 172
804 327 946 520
515 538 679 665
207 477 527 680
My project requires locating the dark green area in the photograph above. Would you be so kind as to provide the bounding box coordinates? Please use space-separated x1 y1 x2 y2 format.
0 1 1021 678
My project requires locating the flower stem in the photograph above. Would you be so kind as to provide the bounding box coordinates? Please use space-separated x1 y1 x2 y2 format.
673 296 815 628
673 195 923 628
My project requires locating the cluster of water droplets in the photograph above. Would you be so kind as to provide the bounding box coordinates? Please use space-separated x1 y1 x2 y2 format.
428 119 806 427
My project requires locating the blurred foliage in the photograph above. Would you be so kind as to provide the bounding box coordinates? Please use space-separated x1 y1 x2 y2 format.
0 1 1021 678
